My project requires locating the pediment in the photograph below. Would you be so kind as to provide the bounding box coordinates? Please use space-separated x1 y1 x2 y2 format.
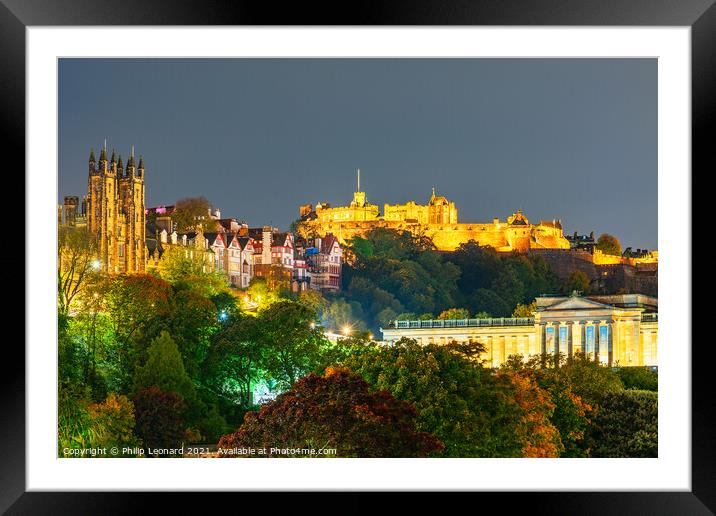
539 297 613 312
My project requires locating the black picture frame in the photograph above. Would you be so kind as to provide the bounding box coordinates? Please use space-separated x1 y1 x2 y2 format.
4 0 707 513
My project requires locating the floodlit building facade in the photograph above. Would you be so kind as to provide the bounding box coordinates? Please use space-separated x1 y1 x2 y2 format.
381 294 658 368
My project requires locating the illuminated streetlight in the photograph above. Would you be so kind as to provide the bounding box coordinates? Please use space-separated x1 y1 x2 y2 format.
91 259 101 270
342 325 351 336
310 322 316 329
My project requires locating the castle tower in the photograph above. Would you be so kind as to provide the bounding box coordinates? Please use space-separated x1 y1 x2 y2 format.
351 168 367 208
86 142 146 273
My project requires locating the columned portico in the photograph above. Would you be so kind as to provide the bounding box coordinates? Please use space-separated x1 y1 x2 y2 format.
380 294 658 368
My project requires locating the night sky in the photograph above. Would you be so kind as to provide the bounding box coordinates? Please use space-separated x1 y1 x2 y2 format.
58 58 657 250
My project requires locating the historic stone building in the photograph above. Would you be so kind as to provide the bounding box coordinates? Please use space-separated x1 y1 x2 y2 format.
298 172 570 252
381 293 658 368
86 144 146 273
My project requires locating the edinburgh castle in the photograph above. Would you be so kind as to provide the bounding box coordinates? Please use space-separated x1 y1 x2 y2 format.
298 170 571 253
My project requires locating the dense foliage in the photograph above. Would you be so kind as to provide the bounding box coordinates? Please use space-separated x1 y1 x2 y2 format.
587 390 658 457
58 226 656 459
217 367 443 458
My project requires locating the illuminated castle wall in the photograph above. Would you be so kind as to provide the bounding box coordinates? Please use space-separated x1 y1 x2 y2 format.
299 174 570 252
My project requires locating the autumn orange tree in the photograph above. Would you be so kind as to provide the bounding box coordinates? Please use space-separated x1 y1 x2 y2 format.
217 367 443 458
494 368 562 458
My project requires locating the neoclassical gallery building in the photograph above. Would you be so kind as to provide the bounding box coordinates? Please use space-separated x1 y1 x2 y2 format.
380 293 658 368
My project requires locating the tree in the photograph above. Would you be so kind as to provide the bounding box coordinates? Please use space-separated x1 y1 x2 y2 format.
614 367 658 391
437 308 470 320
469 288 511 317
157 245 228 296
57 226 100 315
204 316 264 408
171 196 215 232
501 356 593 457
596 233 622 256
566 270 591 295
100 274 174 389
490 266 525 310
217 367 443 457
134 331 195 402
495 369 563 457
588 390 657 457
512 301 537 318
133 386 186 451
254 301 329 390
342 338 542 457
87 393 141 455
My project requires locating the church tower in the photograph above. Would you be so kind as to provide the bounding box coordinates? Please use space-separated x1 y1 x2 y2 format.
86 142 146 273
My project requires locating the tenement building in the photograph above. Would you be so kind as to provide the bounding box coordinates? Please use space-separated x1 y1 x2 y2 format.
85 144 146 273
298 171 570 252
380 293 658 368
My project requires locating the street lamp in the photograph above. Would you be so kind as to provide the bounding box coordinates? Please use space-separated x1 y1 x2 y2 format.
342 325 351 336
91 259 101 270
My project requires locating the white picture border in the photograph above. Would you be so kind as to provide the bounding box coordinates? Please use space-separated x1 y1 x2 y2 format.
27 27 691 491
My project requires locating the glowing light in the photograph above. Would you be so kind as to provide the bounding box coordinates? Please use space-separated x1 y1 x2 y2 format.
91 259 101 270
368 334 373 340
342 325 351 336
310 322 316 329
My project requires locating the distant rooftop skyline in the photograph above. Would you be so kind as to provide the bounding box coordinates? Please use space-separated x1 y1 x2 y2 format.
59 58 657 249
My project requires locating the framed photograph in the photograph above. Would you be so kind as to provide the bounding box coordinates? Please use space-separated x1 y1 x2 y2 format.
7 0 709 512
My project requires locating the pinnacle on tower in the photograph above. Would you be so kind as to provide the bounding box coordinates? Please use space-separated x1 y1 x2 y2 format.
127 153 135 168
110 149 117 163
117 155 123 172
138 155 144 169
89 148 96 163
99 146 107 161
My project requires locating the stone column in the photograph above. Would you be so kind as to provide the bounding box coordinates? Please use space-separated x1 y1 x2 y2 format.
571 321 582 357
598 321 610 366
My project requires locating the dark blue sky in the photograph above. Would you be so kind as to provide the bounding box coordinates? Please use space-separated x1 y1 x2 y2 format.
58 58 657 249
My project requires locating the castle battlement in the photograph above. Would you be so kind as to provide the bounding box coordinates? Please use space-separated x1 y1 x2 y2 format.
298 171 570 252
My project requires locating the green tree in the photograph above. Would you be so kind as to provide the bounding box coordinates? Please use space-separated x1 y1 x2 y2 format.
57 226 100 316
588 390 657 457
217 367 443 457
566 270 591 295
596 233 622 256
171 196 215 232
469 288 511 317
204 315 264 408
342 338 550 457
255 300 330 390
615 367 658 391
134 331 195 401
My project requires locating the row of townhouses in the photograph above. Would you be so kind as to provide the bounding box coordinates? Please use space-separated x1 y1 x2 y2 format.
144 205 342 293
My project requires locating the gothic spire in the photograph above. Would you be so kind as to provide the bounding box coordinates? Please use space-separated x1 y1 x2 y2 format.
110 149 117 163
89 148 96 163
99 146 107 161
117 155 123 173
